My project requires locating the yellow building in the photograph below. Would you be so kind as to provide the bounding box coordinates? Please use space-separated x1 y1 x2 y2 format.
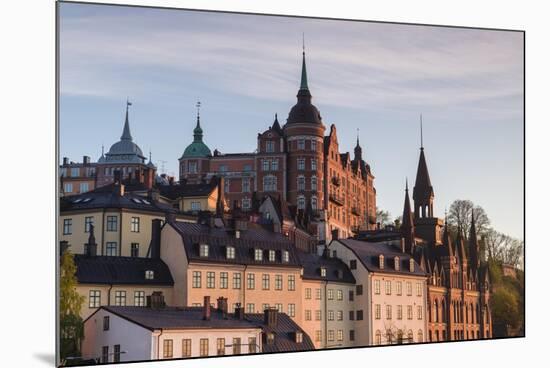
157 175 226 213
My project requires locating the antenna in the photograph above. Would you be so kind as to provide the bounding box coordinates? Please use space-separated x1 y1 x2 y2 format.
159 160 167 174
302 32 305 53
420 114 424 149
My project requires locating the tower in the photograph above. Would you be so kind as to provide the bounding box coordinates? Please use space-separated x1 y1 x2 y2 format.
468 209 480 270
179 101 212 183
400 179 415 254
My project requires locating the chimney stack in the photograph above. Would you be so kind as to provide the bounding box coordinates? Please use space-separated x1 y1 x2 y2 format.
147 291 165 309
150 219 162 259
400 237 406 253
83 156 90 165
60 240 70 256
63 157 69 165
203 296 211 320
331 229 339 240
234 303 244 320
217 297 228 318
264 307 278 328
85 225 97 257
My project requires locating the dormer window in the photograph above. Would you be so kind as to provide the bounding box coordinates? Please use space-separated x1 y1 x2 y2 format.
199 244 209 257
269 250 276 262
282 251 289 263
394 256 400 271
320 267 327 277
226 246 235 260
267 332 275 344
295 331 303 343
254 249 263 261
409 259 415 272
145 270 154 280
379 255 385 269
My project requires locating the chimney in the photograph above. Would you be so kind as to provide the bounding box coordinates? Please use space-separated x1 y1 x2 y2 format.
85 225 97 257
144 168 154 190
400 237 406 253
217 297 228 318
331 229 339 240
114 169 122 184
203 296 211 320
264 307 278 328
322 245 330 259
150 219 162 259
60 241 70 256
83 156 90 165
168 176 174 185
234 303 244 320
135 168 142 183
147 291 165 309
62 157 69 165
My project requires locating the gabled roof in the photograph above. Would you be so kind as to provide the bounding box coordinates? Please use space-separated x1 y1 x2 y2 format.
413 149 434 202
158 179 218 200
74 255 174 286
247 313 315 352
335 239 427 277
169 221 301 267
296 250 356 284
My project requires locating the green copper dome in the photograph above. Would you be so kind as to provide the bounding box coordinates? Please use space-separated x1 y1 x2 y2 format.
181 116 211 158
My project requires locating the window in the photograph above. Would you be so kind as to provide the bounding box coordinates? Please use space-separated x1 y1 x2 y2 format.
349 290 354 301
217 338 225 356
266 141 275 153
282 251 289 263
337 289 343 301
350 260 357 269
134 291 145 306
396 281 402 296
327 289 334 300
305 310 312 320
242 179 250 193
262 274 270 290
315 310 322 321
188 161 197 173
80 182 89 193
263 175 277 191
63 218 72 235
106 242 117 256
207 272 215 288
337 330 344 341
288 303 296 317
219 165 228 172
254 249 263 261
357 310 364 320
131 243 139 257
295 332 303 343
275 274 283 290
297 175 305 190
244 164 252 172
163 339 173 358
328 310 334 321
131 217 140 232
145 270 154 280
233 273 242 289
268 250 276 262
64 183 73 193
356 284 363 295
224 179 230 193
200 244 209 257
417 305 423 320
315 330 322 342
407 305 413 320
337 310 343 321
311 176 317 191
311 139 317 151
375 304 381 319
416 282 422 296
248 337 257 353
298 139 305 150
89 290 100 308
311 158 317 170
190 201 201 211
350 330 355 341
192 271 201 288
101 346 108 363
394 256 400 271
182 339 192 357
262 303 270 311
113 344 120 363
103 316 110 330
321 267 327 277
379 255 385 269
262 159 270 171
115 291 126 306
226 246 235 259
297 158 305 170
275 303 283 312
247 273 255 289
311 196 318 210
288 275 296 291
106 216 117 232
220 272 228 289
200 338 209 357
84 216 94 233
349 311 355 320
328 330 335 342
417 330 423 343
406 282 412 296
297 195 305 209
375 330 382 345
397 305 403 320
316 288 322 300
386 305 392 320
271 159 279 171
246 303 255 313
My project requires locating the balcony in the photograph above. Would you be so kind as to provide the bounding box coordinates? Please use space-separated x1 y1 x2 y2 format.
351 206 361 216
331 176 341 186
329 194 344 206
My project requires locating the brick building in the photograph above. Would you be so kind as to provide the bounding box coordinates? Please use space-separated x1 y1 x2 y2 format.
179 51 376 242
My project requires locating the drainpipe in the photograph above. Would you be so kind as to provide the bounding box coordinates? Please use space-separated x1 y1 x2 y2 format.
107 284 113 306
242 265 248 311
323 280 328 349
156 330 163 360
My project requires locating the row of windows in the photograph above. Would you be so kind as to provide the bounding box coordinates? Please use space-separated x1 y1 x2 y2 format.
304 288 345 301
89 290 147 308
296 175 319 191
314 330 354 342
193 302 296 317
101 344 121 363
373 280 422 297
374 304 423 320
63 182 90 193
162 337 257 358
296 157 317 171
192 271 296 291
374 329 423 345
62 216 141 235
304 309 347 321
261 159 279 171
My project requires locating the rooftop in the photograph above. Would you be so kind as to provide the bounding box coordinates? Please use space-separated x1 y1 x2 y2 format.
296 250 356 284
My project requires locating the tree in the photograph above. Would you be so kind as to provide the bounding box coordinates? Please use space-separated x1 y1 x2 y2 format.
484 229 524 268
60 250 85 360
490 287 520 337
447 199 490 240
376 207 391 226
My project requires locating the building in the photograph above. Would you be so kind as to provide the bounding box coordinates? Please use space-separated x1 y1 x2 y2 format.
401 140 493 341
329 238 428 346
178 50 377 242
82 296 314 363
157 176 226 214
60 156 97 196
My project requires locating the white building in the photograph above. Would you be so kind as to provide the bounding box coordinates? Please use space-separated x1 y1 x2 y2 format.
329 237 428 346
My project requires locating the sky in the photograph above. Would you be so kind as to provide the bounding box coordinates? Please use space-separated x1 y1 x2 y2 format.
58 3 524 239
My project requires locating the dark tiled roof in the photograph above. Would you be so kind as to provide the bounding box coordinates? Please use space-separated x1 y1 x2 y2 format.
61 184 176 214
97 306 256 330
297 250 356 284
246 313 315 352
335 239 427 277
170 221 301 267
75 255 174 286
158 180 218 200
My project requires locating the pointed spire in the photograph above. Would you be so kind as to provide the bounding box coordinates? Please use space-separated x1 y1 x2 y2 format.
121 99 133 141
354 128 363 161
193 101 204 143
271 113 282 134
469 208 480 268
401 178 415 254
420 113 424 150
456 226 468 263
300 43 309 91
442 214 454 257
413 115 434 215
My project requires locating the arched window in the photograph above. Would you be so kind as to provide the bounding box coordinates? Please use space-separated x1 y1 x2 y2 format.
407 330 413 343
386 330 392 344
375 330 382 345
471 303 475 323
297 195 305 210
417 330 423 343
297 175 305 191
311 196 318 210
465 304 469 323
434 300 439 323
311 175 317 191
263 175 277 192
397 330 403 344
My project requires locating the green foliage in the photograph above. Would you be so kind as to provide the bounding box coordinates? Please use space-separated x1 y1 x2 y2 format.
60 251 85 360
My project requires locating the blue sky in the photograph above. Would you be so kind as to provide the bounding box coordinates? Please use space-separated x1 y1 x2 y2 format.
58 3 524 239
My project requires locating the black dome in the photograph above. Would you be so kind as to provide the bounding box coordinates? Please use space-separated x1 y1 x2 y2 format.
287 90 322 125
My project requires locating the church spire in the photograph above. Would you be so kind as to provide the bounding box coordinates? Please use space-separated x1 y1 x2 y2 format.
300 34 309 91
442 211 454 257
121 99 133 141
354 128 363 161
469 209 480 268
413 115 434 218
193 101 204 143
401 178 415 254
